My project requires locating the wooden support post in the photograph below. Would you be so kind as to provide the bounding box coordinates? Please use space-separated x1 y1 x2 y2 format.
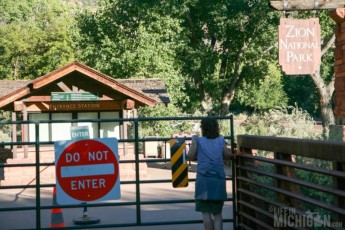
22 104 28 158
11 112 17 159
274 153 302 210
122 109 128 156
121 99 135 156
269 0 345 11
236 147 258 229
332 161 345 224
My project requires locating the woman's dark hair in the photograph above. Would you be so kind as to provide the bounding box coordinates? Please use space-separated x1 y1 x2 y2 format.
201 117 220 139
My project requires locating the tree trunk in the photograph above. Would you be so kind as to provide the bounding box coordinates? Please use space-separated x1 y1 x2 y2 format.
13 56 20 80
309 71 335 127
220 89 235 115
201 92 213 115
309 34 336 127
220 42 248 115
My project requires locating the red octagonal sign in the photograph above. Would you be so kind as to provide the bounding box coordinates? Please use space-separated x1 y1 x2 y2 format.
55 138 120 204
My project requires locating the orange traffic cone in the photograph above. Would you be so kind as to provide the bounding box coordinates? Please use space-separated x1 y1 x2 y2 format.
50 187 65 228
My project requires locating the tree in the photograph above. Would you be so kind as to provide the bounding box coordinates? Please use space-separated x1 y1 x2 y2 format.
168 0 286 114
137 104 194 138
236 61 288 111
0 0 77 80
309 12 336 127
76 0 285 114
76 0 336 126
174 1 336 127
76 0 190 105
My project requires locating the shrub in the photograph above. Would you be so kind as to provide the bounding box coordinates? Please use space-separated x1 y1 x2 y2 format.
235 106 322 140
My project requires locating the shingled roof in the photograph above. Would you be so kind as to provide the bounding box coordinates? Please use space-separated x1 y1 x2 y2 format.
0 61 170 108
117 79 170 104
0 78 170 104
0 80 32 99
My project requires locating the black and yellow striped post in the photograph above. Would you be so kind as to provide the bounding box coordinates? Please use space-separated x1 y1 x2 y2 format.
169 138 188 188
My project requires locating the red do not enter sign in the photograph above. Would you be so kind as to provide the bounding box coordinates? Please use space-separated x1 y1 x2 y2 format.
55 138 120 204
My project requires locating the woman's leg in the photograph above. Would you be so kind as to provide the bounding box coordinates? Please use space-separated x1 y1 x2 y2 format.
202 212 214 230
213 212 223 230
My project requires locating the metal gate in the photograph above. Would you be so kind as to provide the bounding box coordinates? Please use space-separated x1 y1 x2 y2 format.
0 115 235 229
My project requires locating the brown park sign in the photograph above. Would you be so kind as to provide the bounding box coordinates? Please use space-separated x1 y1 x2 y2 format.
279 18 321 75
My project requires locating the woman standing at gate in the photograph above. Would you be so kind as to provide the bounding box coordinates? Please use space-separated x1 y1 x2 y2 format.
187 117 231 230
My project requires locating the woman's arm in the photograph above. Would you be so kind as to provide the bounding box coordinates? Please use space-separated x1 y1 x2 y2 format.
187 136 198 161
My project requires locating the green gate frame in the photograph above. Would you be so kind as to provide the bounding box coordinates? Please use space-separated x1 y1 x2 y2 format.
0 115 236 229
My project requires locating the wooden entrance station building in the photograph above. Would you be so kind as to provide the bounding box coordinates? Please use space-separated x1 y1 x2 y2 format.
0 61 170 185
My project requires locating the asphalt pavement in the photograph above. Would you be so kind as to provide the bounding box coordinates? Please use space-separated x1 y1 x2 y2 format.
0 162 234 230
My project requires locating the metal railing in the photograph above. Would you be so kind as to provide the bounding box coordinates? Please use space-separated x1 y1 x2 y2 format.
0 115 235 229
235 135 345 229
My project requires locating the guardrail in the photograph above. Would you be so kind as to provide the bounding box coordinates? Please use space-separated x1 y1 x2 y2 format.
235 135 345 229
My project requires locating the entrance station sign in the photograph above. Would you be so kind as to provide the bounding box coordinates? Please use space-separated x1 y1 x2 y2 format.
279 18 321 75
54 138 120 204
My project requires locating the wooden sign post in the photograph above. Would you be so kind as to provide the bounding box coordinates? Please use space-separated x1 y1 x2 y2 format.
270 0 345 11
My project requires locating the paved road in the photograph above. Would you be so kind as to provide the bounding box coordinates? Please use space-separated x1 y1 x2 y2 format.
0 162 234 230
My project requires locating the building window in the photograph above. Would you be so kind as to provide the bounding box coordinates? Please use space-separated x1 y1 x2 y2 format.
51 113 72 141
28 111 121 142
28 113 50 142
77 112 98 138
100 111 120 138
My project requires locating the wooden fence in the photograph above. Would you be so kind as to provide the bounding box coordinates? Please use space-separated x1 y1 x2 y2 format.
235 135 345 229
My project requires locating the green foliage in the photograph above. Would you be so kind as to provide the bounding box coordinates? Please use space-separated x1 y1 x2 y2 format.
174 0 283 113
0 0 77 80
137 104 194 138
64 0 98 9
294 158 334 214
75 0 289 114
283 76 320 118
236 106 335 216
0 111 11 142
76 0 188 106
236 106 321 139
236 62 287 111
0 0 337 124
0 130 11 143
0 0 337 130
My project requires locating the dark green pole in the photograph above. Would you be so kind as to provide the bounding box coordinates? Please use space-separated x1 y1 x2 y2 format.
134 118 141 224
35 122 41 229
230 115 237 228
